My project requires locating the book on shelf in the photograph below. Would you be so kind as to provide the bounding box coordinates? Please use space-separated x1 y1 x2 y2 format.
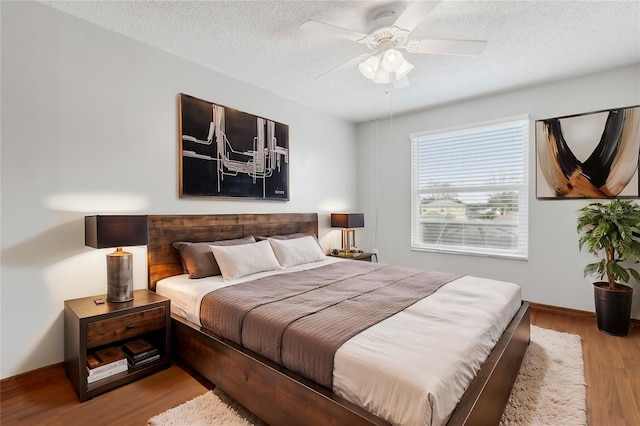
87 358 127 377
87 363 129 385
86 347 127 377
87 363 128 383
127 353 161 368
121 339 159 361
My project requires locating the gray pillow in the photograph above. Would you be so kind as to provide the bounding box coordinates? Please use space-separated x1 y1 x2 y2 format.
256 231 317 241
173 235 256 279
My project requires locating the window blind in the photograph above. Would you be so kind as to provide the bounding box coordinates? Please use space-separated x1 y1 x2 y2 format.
411 118 529 259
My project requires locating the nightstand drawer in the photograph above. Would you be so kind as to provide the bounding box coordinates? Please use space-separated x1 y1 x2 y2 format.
86 306 166 349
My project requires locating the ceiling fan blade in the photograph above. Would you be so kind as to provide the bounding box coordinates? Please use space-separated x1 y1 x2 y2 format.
406 39 487 56
393 1 442 33
301 20 368 43
313 53 370 80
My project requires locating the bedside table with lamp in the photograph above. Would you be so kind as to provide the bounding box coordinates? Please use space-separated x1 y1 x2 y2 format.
64 215 171 401
329 213 378 262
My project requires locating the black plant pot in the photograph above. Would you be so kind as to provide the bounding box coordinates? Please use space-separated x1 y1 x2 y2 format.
593 282 633 336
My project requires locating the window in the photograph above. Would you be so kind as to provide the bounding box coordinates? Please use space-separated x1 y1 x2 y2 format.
411 117 529 259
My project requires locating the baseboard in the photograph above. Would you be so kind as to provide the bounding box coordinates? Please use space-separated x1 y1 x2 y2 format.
529 302 640 327
0 362 64 393
528 302 596 318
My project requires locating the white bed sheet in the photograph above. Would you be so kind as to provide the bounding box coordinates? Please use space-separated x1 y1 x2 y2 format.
157 257 344 325
157 260 521 426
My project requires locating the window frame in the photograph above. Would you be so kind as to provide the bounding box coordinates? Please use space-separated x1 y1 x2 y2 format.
410 116 529 260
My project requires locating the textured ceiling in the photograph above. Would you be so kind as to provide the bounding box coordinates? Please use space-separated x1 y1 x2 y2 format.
42 1 640 123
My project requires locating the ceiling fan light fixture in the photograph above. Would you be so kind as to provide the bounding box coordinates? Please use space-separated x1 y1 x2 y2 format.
380 48 404 72
302 3 489 87
372 67 391 84
395 58 414 80
358 55 381 80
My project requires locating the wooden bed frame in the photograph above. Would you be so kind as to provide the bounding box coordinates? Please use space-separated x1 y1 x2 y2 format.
147 213 530 426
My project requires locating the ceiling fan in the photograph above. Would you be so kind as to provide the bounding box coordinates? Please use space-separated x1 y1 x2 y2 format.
301 1 487 85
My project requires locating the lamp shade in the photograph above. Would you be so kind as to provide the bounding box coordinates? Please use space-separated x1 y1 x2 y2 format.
358 55 380 80
372 67 391 84
331 213 364 229
380 48 404 72
85 215 149 248
395 58 414 80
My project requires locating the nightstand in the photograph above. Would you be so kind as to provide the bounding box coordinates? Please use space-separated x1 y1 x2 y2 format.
64 289 171 401
330 252 378 262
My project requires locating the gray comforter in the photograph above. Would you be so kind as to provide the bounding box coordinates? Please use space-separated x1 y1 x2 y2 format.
200 261 461 388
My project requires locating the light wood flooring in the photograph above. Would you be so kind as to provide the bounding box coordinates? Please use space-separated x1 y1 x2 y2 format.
530 308 640 426
1 308 639 425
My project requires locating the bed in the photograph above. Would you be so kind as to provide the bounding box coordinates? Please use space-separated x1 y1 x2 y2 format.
147 213 530 426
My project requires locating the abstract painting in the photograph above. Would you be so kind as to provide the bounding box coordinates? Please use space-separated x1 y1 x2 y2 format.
536 106 640 199
179 93 289 200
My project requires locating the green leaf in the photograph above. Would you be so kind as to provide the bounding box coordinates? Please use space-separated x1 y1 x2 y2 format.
584 262 603 279
609 261 630 283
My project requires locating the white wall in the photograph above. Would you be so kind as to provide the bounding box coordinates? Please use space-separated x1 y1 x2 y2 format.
357 64 640 319
0 1 357 378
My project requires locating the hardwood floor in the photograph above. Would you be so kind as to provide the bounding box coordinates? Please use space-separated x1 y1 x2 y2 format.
530 309 640 426
1 308 639 425
0 363 209 425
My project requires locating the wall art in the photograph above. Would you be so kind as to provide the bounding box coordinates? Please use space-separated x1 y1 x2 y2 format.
536 105 640 199
179 93 289 200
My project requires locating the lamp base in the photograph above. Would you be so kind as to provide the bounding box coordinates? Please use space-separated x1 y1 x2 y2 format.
106 249 134 303
341 229 356 251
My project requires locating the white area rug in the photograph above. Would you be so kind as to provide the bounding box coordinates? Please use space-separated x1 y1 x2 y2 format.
149 325 586 426
500 325 586 426
148 387 266 426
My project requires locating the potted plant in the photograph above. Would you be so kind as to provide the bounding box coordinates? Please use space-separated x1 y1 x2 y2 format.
577 199 640 336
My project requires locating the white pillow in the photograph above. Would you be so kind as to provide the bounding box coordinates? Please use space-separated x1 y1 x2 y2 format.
268 236 327 267
209 240 281 281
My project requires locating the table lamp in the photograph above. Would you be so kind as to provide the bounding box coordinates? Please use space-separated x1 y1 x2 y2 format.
85 215 149 303
331 213 364 250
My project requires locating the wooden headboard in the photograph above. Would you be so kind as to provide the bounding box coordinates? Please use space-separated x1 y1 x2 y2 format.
147 213 319 291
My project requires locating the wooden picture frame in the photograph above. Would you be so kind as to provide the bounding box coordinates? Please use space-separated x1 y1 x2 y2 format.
535 105 640 199
178 93 289 200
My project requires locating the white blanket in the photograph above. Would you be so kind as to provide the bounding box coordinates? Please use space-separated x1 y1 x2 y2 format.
157 259 521 426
